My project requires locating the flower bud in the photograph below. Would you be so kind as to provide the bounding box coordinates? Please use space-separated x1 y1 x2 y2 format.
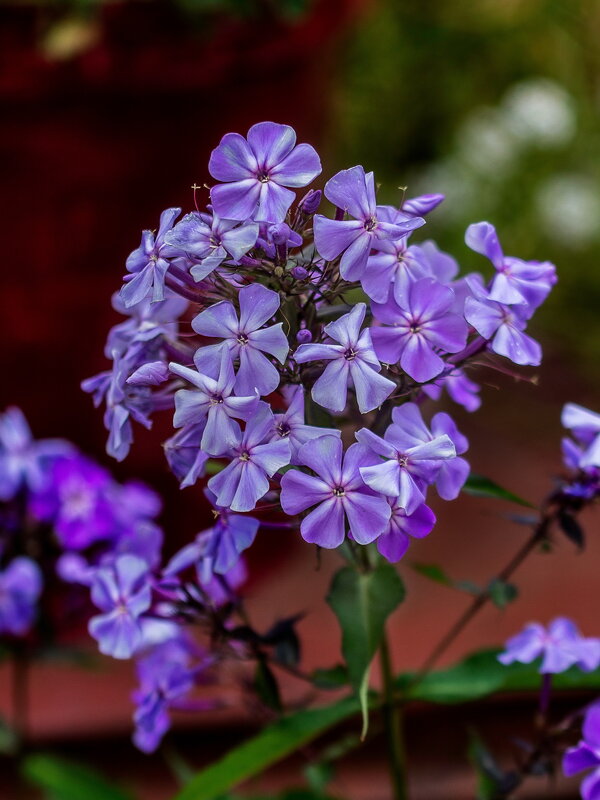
402 193 444 216
269 223 292 246
298 189 322 216
291 266 308 280
296 329 312 344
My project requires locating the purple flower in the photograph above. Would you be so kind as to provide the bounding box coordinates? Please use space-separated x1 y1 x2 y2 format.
30 454 116 550
280 436 391 549
371 278 468 383
169 349 259 456
377 499 436 562
165 491 259 577
313 166 424 280
193 283 289 397
121 208 182 307
270 386 341 463
132 636 204 753
464 288 542 367
165 211 259 281
0 557 43 636
466 222 556 310
256 222 303 260
355 404 456 515
293 303 396 413
89 555 153 659
429 412 470 500
0 407 72 501
106 290 188 360
562 404 600 469
163 423 209 489
498 617 600 674
421 368 482 412
209 122 322 223
563 703 600 800
207 406 291 512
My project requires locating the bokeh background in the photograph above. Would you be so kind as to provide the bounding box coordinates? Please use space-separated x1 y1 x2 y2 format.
2 1 600 797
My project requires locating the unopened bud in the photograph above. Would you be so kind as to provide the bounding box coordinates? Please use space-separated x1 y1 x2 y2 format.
402 193 444 216
298 189 322 216
291 266 308 280
296 329 312 344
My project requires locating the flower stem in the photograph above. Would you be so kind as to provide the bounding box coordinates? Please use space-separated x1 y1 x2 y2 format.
11 649 29 748
380 633 409 800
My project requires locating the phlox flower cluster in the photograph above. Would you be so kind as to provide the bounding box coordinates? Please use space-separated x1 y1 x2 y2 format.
84 120 556 564
82 121 558 752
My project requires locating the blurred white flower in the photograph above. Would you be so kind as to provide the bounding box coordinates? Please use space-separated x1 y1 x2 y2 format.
535 174 600 247
502 78 576 147
456 107 519 175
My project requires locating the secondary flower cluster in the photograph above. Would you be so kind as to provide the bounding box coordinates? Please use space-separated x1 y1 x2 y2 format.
84 121 556 572
0 406 220 752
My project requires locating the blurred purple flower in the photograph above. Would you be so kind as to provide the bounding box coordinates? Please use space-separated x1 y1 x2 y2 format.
562 404 600 469
0 407 72 501
563 703 600 800
89 555 152 659
280 436 391 549
0 557 43 636
294 303 396 413
421 368 482 413
163 423 209 489
209 122 321 223
498 617 600 674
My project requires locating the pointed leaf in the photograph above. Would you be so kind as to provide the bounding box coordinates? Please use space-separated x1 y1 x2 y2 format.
22 755 134 800
463 474 535 508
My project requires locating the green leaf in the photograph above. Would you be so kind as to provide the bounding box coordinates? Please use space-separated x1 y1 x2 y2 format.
487 579 518 609
463 474 536 508
204 459 225 475
0 716 17 755
254 659 283 712
310 665 349 690
174 696 360 800
411 562 453 586
22 754 134 800
326 564 405 736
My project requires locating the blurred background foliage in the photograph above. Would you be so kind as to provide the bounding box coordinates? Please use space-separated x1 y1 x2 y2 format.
330 0 600 383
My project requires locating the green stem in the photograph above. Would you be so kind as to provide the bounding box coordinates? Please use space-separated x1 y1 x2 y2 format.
380 633 408 800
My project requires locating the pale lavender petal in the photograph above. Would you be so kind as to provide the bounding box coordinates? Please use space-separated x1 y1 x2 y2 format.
424 313 468 353
192 301 239 337
581 770 600 800
389 403 431 444
172 388 210 428
400 335 445 382
324 166 373 219
294 343 345 363
249 325 289 363
563 745 600 777
343 492 391 545
202 406 241 455
209 132 258 181
280 469 332 514
465 222 504 268
247 122 296 168
230 461 269 512
377 528 410 562
464 297 503 340
211 180 262 222
236 346 281 396
370 326 405 365
339 232 372 281
489 271 528 305
270 143 322 187
296 435 343 487
355 428 397 459
238 284 280 331
436 457 470 500
221 223 259 260
313 216 364 261
256 181 296 223
359 459 403 497
311 359 350 412
300 498 345 549
250 439 291 475
324 303 366 347
349 359 395 413
491 324 541 366
408 278 455 321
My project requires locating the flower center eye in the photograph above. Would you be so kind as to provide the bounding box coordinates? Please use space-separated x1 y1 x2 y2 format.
333 486 345 497
277 422 291 437
344 348 357 361
364 216 377 232
210 395 224 405
409 323 421 334
257 171 270 183
210 235 221 247
397 455 409 468
239 451 250 462
237 334 249 345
